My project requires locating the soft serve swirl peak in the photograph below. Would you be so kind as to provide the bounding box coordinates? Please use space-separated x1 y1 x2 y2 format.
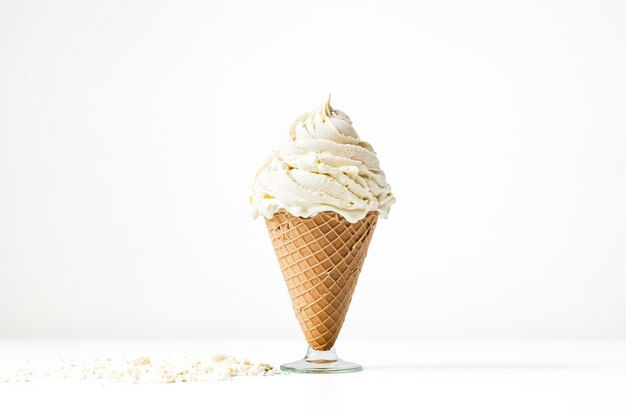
251 97 395 223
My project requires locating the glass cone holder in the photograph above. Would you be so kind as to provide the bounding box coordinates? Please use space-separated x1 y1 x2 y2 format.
280 347 362 374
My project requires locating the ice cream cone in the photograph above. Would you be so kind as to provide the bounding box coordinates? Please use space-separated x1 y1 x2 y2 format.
266 210 378 351
252 98 394 372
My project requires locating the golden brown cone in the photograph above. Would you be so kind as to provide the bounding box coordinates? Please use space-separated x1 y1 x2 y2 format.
266 210 378 351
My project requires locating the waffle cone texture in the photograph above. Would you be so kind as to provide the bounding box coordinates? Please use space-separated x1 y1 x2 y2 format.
266 210 378 351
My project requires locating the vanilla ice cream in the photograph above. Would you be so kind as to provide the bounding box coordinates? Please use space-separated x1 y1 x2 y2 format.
251 97 395 223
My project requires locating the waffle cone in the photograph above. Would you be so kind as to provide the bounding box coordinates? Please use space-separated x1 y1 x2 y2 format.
266 210 378 351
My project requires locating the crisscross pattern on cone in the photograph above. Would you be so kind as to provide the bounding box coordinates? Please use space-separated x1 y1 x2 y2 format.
266 211 378 351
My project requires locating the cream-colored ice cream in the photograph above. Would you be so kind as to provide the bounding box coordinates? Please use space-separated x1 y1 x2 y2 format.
251 97 395 223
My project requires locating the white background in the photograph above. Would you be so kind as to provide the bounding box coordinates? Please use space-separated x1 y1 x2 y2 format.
1 0 625 339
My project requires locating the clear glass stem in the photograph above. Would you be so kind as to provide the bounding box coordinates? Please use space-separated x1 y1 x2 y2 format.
304 347 339 363
280 347 362 374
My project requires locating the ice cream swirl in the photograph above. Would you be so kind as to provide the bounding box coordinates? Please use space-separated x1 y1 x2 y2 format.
251 97 395 223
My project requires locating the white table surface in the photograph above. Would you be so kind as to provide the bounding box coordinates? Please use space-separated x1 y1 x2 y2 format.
1 338 625 417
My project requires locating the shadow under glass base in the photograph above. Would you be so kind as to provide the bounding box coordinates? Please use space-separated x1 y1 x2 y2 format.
280 347 362 374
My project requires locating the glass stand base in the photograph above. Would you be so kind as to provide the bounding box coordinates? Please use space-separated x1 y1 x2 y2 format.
280 347 362 374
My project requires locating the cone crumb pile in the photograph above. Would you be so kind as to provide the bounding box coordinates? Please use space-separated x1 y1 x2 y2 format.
266 211 378 350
